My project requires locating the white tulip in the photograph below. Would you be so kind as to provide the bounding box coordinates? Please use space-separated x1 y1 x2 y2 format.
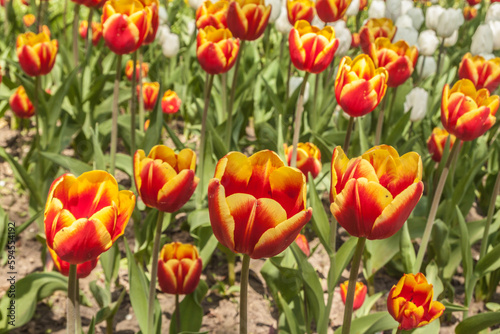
188 0 205 10
289 76 310 103
471 24 494 55
401 0 413 15
425 5 444 31
156 25 171 44
394 26 418 46
267 0 282 23
330 21 352 57
486 3 500 22
404 87 429 122
418 30 439 56
368 0 386 19
162 33 180 58
406 7 424 30
275 7 293 34
186 19 196 36
416 56 437 80
396 15 413 29
443 29 458 47
346 0 360 16
436 8 464 38
159 6 168 25
488 20 500 50
385 0 401 21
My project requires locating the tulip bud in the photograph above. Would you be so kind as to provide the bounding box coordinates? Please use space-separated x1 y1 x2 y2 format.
393 26 418 47
486 3 500 22
267 0 282 22
384 0 401 22
227 0 271 41
196 0 228 30
16 31 58 77
489 20 500 51
458 53 500 93
196 26 240 74
443 29 458 47
286 0 315 25
295 234 310 256
416 56 436 79
463 6 478 21
340 281 367 310
137 82 159 111
359 18 396 54
404 87 428 122
315 0 352 23
406 7 423 30
161 89 182 114
285 142 322 180
9 86 35 118
275 7 293 34
161 32 180 58
425 5 444 32
330 20 352 57
436 8 463 38
345 0 359 17
138 0 159 44
427 128 456 163
23 14 36 27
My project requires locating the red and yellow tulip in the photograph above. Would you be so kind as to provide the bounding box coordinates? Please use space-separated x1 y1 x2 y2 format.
315 0 351 23
79 21 103 46
16 31 58 77
285 142 322 180
340 281 367 311
48 247 98 279
161 89 182 114
458 53 500 93
134 145 199 212
330 145 423 240
196 0 228 29
295 233 310 256
125 59 149 81
359 18 396 54
157 242 202 295
335 54 388 117
9 86 35 118
289 20 339 74
208 150 313 259
441 79 499 141
138 0 159 44
427 128 457 163
196 26 240 74
463 6 477 20
287 0 315 25
387 273 445 330
72 0 106 7
227 0 271 41
44 171 135 264
137 81 159 111
369 37 418 88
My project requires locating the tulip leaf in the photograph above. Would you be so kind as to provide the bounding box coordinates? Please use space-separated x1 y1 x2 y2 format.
115 153 133 179
0 207 8 265
411 316 440 334
364 231 401 280
455 311 500 334
262 77 284 115
100 242 120 286
90 280 111 308
385 111 411 146
47 67 79 127
441 300 469 312
208 120 228 159
308 176 332 255
142 85 164 153
277 293 301 334
425 261 443 299
164 121 186 150
86 317 96 334
263 250 302 302
334 311 398 334
400 221 415 274
357 117 369 154
474 242 500 277
355 292 383 318
455 205 475 302
332 236 357 287
91 125 106 170
169 280 208 334
40 151 92 176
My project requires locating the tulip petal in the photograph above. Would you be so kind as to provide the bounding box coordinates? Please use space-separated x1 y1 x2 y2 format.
246 150 284 199
454 106 493 141
103 14 140 54
112 190 135 241
338 79 379 117
226 193 261 255
215 152 252 196
208 179 236 252
158 260 178 294
157 169 198 212
269 166 306 217
181 258 202 294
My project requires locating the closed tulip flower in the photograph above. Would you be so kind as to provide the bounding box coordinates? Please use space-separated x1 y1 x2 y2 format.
227 0 271 41
16 31 58 77
427 128 456 162
276 6 293 34
23 14 36 27
101 0 152 54
9 86 35 118
208 150 313 259
161 32 180 58
44 171 135 264
161 89 182 114
137 82 159 111
157 242 202 295
406 7 424 30
335 54 388 117
72 0 106 7
139 0 159 44
425 5 444 32
369 37 418 87
196 26 240 74
387 273 445 330
315 0 351 23
459 53 500 93
486 3 500 22
466 0 480 5
441 79 499 141
289 20 339 73
196 0 228 29
359 18 396 54
471 24 494 56
285 142 322 180
48 247 98 279
404 87 428 122
463 6 477 21
125 60 149 81
435 7 464 38
367 0 385 19
417 30 439 56
295 233 310 256
134 145 199 212
330 145 423 240
286 0 315 25
340 281 367 310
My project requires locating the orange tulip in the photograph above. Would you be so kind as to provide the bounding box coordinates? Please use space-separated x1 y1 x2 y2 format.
289 20 339 73
287 0 315 25
125 59 149 81
9 86 35 118
79 21 103 46
137 81 159 111
16 31 58 77
295 233 310 256
227 0 271 41
369 37 418 88
208 150 313 259
359 18 396 54
441 79 499 141
458 53 500 93
315 0 351 23
157 242 202 295
196 26 240 74
463 6 477 20
44 171 135 264
330 145 423 240
196 0 228 29
427 128 457 163
340 281 367 310
335 54 388 117
101 0 152 54
48 247 98 279
134 145 199 212
23 14 36 27
351 32 360 48
138 0 159 44
387 273 445 330
285 142 322 180
161 89 182 114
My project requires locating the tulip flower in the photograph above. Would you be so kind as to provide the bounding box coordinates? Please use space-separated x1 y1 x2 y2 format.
44 171 135 264
161 89 182 114
48 247 98 279
125 59 149 81
332 21 352 58
466 0 480 5
369 37 418 88
79 21 103 46
196 26 240 75
227 0 271 41
285 142 322 180
441 79 499 141
471 24 494 56
137 81 159 111
315 0 351 23
351 32 360 48
458 53 500 93
340 281 367 311
16 31 58 77
330 145 423 240
134 145 199 212
23 14 36 27
9 86 35 118
157 242 202 295
72 0 106 7
335 54 388 117
387 273 445 330
295 233 310 256
463 6 477 21
427 128 456 163
101 0 152 54
359 18 396 54
288 20 339 74
286 0 315 25
196 0 228 29
417 30 439 57
138 0 159 44
403 87 428 122
208 150 313 259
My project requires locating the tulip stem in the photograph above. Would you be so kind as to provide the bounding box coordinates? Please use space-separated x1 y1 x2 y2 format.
138 51 145 135
36 0 43 31
240 254 250 334
75 279 82 333
227 41 245 150
67 264 77 334
227 251 236 286
84 9 92 53
72 4 80 68
147 210 164 334
374 86 397 145
343 116 355 153
413 140 461 273
291 72 310 167
110 54 122 175
433 38 445 89
130 50 138 156
175 293 181 333
286 56 292 106
396 329 403 334
33 76 44 181
222 73 229 148
479 171 500 259
311 73 320 132
342 237 366 334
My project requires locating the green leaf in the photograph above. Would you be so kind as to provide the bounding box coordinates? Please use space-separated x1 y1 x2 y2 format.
262 78 284 115
100 242 120 286
455 311 500 334
87 317 96 334
169 280 208 334
364 230 401 280
115 153 133 178
441 300 468 312
0 208 8 264
357 117 368 153
142 87 164 153
411 316 440 334
90 280 111 308
125 238 149 333
164 121 186 150
332 237 357 287
47 67 79 127
278 293 300 334
474 242 500 277
40 152 92 175
308 176 332 254
400 222 415 274
335 312 398 334
355 292 383 317
425 261 443 298
91 125 106 170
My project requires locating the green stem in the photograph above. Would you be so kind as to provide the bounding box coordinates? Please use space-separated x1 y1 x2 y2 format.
303 285 311 334
130 50 138 156
227 251 236 286
175 293 181 333
321 219 337 333
286 55 292 106
222 73 229 148
240 254 250 334
138 51 145 135
290 72 310 167
311 72 320 132
433 39 445 88
106 318 113 334
83 9 94 65
479 171 500 258
341 237 366 334
36 0 43 31
147 210 165 334
67 264 77 334
110 54 122 175
34 76 43 179
374 86 397 145
413 140 462 273
396 328 403 334
227 41 245 150
72 4 80 68
75 279 82 333
343 116 355 153
63 0 68 43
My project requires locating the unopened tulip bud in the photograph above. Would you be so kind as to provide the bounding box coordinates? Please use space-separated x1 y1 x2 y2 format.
340 281 367 310
161 90 182 114
404 87 428 122
9 86 35 118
